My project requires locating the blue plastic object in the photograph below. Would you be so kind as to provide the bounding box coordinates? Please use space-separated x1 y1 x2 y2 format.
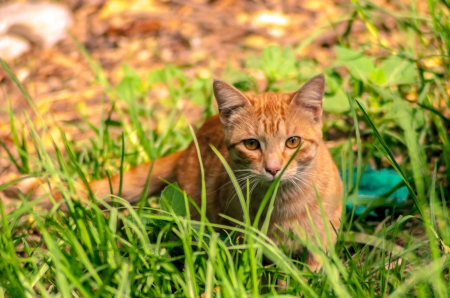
342 166 409 216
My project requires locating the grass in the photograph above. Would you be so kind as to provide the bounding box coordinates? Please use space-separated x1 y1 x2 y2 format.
1 0 450 297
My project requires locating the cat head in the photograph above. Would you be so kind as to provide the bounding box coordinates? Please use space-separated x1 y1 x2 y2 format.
213 74 325 182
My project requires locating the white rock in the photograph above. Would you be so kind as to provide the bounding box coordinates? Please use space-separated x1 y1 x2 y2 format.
0 34 30 60
0 2 73 60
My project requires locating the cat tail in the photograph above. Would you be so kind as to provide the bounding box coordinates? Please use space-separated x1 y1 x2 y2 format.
2 150 184 208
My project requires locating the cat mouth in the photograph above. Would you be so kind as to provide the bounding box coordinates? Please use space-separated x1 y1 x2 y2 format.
261 172 292 182
264 175 277 182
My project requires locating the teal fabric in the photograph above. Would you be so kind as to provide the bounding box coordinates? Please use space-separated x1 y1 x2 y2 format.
342 166 409 216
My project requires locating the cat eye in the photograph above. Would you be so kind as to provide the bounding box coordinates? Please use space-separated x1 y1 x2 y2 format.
285 136 301 149
243 139 260 150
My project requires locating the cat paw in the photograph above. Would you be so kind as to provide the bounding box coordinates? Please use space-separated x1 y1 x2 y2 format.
306 253 323 272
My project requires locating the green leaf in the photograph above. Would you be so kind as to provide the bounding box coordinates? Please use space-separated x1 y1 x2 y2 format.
324 88 350 113
335 46 375 81
116 66 144 102
260 45 297 81
335 46 362 60
122 64 140 78
387 98 425 131
369 68 387 85
379 56 416 86
160 183 186 217
147 69 164 86
189 78 208 106
391 99 428 199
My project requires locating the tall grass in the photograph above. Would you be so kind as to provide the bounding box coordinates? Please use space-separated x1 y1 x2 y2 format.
1 0 449 296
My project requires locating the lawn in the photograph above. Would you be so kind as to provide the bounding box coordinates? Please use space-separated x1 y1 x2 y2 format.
0 0 449 297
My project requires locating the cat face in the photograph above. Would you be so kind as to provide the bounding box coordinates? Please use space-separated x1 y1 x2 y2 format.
213 75 325 183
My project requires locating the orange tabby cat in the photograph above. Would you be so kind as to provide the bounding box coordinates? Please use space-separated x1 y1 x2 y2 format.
3 74 342 269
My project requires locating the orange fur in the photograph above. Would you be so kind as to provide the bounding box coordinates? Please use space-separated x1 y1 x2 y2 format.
3 74 342 269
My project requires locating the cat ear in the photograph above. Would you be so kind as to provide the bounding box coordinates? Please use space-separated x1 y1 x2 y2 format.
291 74 325 121
213 80 250 123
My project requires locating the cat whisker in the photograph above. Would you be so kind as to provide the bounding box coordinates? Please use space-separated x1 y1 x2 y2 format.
249 179 260 199
222 175 259 216
295 172 327 186
290 177 311 192
288 178 306 197
217 173 258 189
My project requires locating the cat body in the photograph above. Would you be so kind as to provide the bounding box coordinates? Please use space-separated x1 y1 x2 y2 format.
4 74 342 268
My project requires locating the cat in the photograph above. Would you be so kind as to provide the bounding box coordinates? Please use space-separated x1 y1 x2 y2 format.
3 74 342 269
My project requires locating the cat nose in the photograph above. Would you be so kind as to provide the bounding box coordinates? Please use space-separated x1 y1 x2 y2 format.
265 167 280 176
